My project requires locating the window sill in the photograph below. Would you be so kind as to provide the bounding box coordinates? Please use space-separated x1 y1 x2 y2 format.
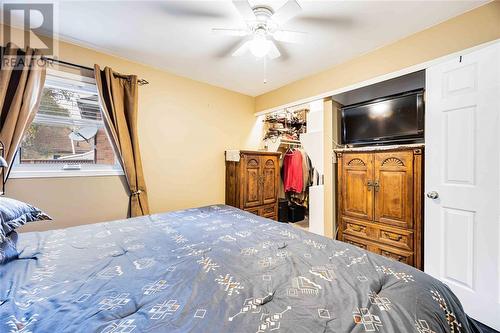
9 169 125 179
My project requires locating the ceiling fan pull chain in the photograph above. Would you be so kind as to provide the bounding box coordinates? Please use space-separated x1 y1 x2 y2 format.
263 56 267 84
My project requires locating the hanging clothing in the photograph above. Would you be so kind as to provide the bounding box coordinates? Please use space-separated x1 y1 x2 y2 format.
283 149 303 193
299 149 312 192
287 148 312 207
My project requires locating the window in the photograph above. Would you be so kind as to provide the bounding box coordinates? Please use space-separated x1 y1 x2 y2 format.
11 69 123 178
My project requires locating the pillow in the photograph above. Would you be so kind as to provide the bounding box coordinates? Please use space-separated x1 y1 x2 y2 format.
0 231 18 264
0 197 51 242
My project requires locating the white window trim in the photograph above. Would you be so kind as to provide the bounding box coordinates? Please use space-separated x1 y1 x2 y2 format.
46 67 96 85
10 68 124 179
10 146 124 179
9 168 125 179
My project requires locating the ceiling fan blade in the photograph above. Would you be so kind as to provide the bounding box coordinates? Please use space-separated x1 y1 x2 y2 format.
294 15 353 28
162 3 226 19
212 28 249 37
232 40 251 57
232 0 256 21
273 30 306 44
267 41 281 59
271 0 302 25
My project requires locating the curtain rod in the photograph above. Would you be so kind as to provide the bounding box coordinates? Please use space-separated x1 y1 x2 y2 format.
42 57 149 86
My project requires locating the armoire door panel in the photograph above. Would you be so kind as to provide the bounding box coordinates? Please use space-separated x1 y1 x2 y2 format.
374 151 413 229
261 156 278 205
342 154 373 221
242 156 261 208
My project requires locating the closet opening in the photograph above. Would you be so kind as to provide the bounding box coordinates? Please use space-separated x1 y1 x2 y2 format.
261 100 324 235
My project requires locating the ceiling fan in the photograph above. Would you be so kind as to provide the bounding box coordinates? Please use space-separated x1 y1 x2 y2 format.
213 0 306 59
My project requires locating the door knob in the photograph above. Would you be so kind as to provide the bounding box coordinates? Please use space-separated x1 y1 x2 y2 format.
426 191 439 199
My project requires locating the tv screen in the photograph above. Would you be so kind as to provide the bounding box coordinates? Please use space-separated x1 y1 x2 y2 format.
341 90 424 146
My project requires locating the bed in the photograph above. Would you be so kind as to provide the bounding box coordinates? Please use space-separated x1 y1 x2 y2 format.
0 205 479 332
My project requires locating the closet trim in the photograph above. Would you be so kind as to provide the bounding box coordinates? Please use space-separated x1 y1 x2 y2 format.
254 38 500 116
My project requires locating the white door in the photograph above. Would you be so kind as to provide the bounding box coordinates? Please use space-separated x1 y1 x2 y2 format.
425 42 500 330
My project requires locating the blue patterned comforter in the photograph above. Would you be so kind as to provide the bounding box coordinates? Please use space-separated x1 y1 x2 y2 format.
0 205 478 332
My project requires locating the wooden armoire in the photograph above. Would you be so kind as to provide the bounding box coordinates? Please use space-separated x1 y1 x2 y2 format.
225 151 281 220
336 146 424 269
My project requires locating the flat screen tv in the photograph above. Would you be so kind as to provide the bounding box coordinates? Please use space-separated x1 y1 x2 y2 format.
341 89 424 146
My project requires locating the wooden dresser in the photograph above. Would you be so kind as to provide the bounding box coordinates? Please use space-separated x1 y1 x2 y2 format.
225 151 281 220
336 146 424 269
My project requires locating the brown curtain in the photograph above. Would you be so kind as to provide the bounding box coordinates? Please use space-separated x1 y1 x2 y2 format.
94 65 149 217
0 43 46 176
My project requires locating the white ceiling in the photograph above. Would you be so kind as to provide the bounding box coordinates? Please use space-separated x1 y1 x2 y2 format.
4 1 488 96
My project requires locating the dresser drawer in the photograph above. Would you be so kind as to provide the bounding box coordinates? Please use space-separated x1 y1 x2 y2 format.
376 244 414 266
376 225 413 251
260 204 276 221
342 217 370 239
244 205 276 221
343 235 368 250
260 204 275 215
342 217 413 251
341 234 414 266
262 214 276 221
244 207 260 216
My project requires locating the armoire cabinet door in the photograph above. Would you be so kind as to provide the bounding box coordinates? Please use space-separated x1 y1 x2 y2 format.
374 151 414 229
261 156 278 205
341 153 374 221
242 155 262 208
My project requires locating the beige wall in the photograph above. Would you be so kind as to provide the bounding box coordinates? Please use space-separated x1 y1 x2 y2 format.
10 176 129 232
255 1 500 111
2 26 257 232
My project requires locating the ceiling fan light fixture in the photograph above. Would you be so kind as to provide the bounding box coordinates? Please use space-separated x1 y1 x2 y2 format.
249 34 272 58
222 0 302 60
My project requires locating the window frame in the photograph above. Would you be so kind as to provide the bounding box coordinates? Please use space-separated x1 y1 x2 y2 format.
9 68 124 179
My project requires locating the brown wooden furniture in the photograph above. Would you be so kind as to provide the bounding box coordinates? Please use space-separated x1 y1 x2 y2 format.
225 150 281 220
336 146 423 269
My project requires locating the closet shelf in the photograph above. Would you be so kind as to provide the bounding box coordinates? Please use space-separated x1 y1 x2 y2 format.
280 139 301 144
263 119 306 126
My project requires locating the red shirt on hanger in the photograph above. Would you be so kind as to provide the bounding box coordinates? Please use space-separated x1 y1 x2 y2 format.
283 150 303 193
